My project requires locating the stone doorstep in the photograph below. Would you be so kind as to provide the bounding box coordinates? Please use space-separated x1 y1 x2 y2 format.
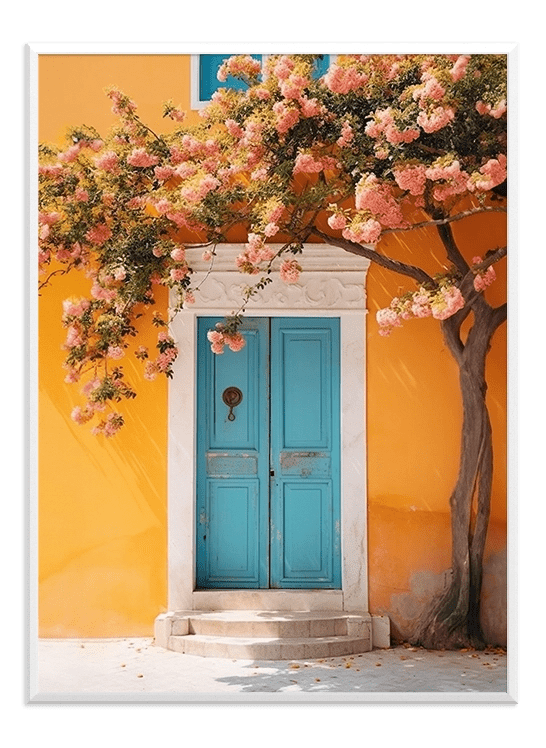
154 610 390 659
174 610 369 639
154 610 387 660
168 634 372 660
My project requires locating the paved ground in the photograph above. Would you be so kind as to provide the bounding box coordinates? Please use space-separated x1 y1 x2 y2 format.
33 637 510 702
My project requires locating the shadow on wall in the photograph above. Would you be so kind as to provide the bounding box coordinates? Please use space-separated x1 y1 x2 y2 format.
387 548 507 647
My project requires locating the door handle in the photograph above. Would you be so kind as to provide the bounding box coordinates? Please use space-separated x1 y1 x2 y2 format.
222 386 243 421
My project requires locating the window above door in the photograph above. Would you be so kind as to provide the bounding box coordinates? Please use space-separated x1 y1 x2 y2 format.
190 54 335 110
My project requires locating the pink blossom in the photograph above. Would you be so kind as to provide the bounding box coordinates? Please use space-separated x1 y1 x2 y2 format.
94 151 119 172
90 282 117 301
328 213 347 231
154 198 173 215
225 333 246 352
154 165 175 181
280 74 308 100
264 222 279 237
63 325 83 349
376 308 400 327
272 102 300 134
170 246 186 262
86 223 112 245
293 152 338 175
273 56 295 81
393 164 427 196
58 144 81 163
468 154 507 192
71 405 94 424
299 97 323 118
144 361 159 381
75 188 89 202
422 75 446 101
417 106 455 133
355 174 405 229
336 121 354 147
342 218 382 245
225 119 244 138
107 345 125 360
450 55 471 82
279 259 302 284
472 256 497 291
127 148 159 168
251 166 269 181
62 297 90 317
430 286 465 320
202 250 213 262
39 211 61 226
323 63 368 93
170 266 188 281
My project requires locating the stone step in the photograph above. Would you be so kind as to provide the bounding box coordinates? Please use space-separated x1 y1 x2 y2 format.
168 633 372 660
172 610 368 639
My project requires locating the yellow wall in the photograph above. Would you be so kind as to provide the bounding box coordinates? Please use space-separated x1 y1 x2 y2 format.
38 55 507 642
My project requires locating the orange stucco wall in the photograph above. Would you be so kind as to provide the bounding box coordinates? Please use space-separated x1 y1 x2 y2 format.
38 54 507 642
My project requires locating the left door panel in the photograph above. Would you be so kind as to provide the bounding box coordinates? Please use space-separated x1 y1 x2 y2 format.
196 317 270 588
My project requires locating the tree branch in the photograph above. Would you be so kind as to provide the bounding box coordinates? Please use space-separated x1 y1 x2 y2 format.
311 227 434 286
436 222 470 276
381 207 507 238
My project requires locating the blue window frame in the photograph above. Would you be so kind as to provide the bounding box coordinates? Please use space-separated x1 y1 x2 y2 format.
191 54 335 109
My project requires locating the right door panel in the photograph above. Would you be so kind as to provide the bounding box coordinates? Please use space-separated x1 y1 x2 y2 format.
269 318 341 588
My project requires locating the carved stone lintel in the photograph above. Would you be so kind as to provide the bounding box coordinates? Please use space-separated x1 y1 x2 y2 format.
185 244 369 312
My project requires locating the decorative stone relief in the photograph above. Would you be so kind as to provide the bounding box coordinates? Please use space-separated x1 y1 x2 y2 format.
186 244 369 312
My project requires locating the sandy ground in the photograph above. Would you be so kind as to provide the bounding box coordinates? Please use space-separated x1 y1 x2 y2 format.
32 637 511 703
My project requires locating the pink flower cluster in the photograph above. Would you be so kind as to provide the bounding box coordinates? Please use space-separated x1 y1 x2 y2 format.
355 174 406 229
337 121 354 148
279 259 302 284
416 106 455 134
86 223 112 246
342 217 382 245
365 108 420 145
425 159 469 201
180 174 221 205
62 296 91 318
217 55 261 82
376 283 465 335
71 404 95 425
450 55 471 82
293 152 338 175
393 164 427 196
127 148 160 168
472 256 497 292
468 155 507 192
207 329 246 355
327 212 347 231
236 233 276 272
323 62 368 93
272 102 300 134
144 334 179 380
95 150 119 172
91 412 124 438
475 99 507 119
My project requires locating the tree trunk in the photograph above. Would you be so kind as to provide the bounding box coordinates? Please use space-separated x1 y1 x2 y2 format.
410 301 505 650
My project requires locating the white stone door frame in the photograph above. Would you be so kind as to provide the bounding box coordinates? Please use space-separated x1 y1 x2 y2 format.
167 244 370 612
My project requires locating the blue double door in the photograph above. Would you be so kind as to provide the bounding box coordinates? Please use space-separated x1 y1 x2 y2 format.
196 317 341 589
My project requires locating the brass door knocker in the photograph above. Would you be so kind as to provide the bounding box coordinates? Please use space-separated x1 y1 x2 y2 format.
222 386 243 421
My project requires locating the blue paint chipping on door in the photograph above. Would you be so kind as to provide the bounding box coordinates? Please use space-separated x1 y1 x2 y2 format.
196 317 340 588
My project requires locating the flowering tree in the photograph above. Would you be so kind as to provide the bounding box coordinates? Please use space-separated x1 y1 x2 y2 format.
38 53 507 649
